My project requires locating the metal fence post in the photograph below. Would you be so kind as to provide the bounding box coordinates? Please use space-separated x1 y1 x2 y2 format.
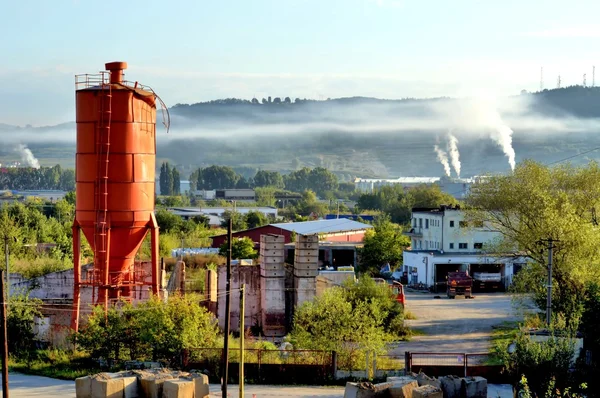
404 351 411 373
463 353 467 378
257 349 262 383
332 351 338 380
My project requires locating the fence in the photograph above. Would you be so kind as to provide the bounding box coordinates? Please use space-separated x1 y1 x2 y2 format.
405 352 509 383
184 348 335 384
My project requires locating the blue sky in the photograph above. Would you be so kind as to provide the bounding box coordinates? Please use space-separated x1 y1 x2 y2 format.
2 0 600 125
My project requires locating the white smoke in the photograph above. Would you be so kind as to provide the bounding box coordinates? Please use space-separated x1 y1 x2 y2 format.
16 144 40 169
490 124 516 171
446 132 461 177
433 144 451 177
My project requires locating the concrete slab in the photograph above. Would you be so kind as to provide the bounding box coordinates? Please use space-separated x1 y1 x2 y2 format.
412 385 443 398
163 379 194 398
91 377 124 398
75 376 92 398
462 376 487 398
439 375 462 398
122 376 140 398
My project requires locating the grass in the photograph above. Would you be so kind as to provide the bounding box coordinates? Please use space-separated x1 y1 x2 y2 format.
403 310 417 320
487 321 520 365
9 350 101 380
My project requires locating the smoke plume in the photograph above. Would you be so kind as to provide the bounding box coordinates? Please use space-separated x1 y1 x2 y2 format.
446 132 461 177
490 124 516 171
16 144 40 169
433 144 451 177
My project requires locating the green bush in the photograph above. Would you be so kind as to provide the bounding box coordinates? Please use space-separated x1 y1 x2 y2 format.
75 293 219 365
501 332 576 396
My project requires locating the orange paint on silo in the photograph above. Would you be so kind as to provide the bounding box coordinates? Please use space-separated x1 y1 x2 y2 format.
71 62 161 331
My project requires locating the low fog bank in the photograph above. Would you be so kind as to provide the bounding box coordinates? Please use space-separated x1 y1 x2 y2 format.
2 87 600 177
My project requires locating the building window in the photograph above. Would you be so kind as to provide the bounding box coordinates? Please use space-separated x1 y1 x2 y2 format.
419 218 422 228
449 220 455 227
425 219 429 229
459 221 468 228
474 243 483 249
449 243 454 249
459 243 468 249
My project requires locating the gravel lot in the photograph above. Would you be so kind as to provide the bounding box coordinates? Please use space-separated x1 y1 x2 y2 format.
390 290 534 355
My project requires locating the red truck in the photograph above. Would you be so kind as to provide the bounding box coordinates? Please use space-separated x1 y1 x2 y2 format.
447 272 473 299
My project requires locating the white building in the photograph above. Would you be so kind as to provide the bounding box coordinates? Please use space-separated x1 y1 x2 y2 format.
402 205 527 292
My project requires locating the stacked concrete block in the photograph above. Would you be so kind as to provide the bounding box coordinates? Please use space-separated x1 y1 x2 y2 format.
416 372 442 389
294 234 319 307
344 382 393 398
259 234 286 336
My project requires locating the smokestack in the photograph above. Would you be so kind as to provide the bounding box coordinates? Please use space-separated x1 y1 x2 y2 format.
105 61 127 84
447 132 461 177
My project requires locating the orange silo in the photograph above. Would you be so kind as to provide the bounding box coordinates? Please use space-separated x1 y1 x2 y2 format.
71 62 163 331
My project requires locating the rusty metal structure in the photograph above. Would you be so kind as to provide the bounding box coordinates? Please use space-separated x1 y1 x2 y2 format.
71 62 167 331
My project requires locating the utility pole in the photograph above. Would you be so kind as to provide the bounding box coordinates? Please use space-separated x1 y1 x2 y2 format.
3 237 8 300
546 238 554 326
539 238 557 326
0 270 9 398
221 219 233 398
239 284 245 398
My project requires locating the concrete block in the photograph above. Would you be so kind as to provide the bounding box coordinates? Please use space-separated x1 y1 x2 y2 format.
163 379 194 398
387 377 418 398
75 376 92 398
191 373 210 398
416 372 441 389
439 375 462 398
412 385 443 398
461 376 487 398
139 375 173 398
122 376 140 398
91 377 124 398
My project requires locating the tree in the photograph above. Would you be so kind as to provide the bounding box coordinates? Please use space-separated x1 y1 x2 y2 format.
245 210 269 229
293 190 328 217
308 167 339 196
288 276 404 369
284 97 291 104
221 210 247 231
195 165 240 190
171 167 181 195
7 293 42 358
284 167 312 193
359 216 410 274
466 160 600 325
219 237 257 259
76 294 219 364
253 170 284 189
155 209 183 233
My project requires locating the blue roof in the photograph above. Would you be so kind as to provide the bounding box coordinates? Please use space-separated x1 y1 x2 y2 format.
270 218 373 235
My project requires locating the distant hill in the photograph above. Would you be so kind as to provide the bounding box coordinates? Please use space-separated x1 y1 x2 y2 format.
2 86 600 178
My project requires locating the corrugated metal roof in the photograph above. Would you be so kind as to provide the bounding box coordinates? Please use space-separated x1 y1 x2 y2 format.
270 219 373 235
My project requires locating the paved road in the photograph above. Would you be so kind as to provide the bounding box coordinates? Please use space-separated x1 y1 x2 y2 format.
390 291 534 355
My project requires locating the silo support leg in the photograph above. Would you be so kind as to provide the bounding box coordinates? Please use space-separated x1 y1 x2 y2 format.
150 215 160 296
71 224 81 333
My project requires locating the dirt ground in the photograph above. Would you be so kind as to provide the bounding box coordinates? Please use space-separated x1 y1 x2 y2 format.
390 290 535 356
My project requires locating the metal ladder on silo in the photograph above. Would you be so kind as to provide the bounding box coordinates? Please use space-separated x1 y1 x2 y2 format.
95 72 112 303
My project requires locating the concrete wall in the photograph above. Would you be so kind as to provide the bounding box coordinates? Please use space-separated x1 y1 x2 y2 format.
217 265 261 332
12 261 165 347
